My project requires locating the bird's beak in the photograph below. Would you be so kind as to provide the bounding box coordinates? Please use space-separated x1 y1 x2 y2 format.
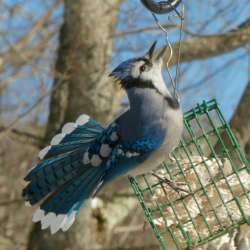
147 41 157 61
147 41 168 63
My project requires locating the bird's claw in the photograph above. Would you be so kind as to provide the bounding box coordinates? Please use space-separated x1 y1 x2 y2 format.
152 172 190 195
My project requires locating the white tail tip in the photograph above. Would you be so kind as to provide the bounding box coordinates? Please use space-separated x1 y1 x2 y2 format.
32 208 77 234
62 123 77 134
76 114 90 126
38 146 51 160
50 133 65 145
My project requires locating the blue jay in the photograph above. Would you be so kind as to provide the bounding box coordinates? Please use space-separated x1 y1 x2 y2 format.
23 41 183 234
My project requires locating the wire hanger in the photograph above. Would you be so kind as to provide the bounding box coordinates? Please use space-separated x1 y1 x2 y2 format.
141 0 184 102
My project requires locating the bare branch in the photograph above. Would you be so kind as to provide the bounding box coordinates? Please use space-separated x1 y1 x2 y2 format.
0 125 43 146
0 76 67 139
14 0 62 51
166 18 250 66
0 0 61 72
0 199 23 206
180 52 249 94
112 24 179 38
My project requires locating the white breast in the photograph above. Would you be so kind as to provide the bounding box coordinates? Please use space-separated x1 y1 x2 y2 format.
128 107 183 176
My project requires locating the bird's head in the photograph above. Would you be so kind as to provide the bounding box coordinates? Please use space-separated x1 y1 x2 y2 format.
109 41 168 91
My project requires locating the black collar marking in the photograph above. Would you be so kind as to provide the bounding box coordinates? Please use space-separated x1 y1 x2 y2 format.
122 78 180 110
123 78 155 90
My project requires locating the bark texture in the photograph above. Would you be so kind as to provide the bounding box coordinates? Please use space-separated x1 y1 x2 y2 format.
231 81 250 160
44 0 123 144
205 82 250 250
229 82 250 249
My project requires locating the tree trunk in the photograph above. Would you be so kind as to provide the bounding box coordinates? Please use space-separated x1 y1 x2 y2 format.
28 1 122 250
231 81 250 160
44 0 123 144
230 81 250 250
203 81 250 250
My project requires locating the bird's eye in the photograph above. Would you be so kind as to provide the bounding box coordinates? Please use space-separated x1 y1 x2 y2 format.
140 65 146 72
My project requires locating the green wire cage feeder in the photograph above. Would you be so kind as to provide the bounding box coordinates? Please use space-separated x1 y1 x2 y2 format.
130 99 250 250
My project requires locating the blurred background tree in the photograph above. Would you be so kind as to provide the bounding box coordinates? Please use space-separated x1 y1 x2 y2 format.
0 0 249 249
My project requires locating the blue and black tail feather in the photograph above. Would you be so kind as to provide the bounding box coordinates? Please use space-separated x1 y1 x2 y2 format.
41 166 105 214
22 114 108 233
23 150 86 205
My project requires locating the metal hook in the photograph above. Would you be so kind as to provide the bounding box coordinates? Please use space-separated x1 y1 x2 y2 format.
141 0 182 15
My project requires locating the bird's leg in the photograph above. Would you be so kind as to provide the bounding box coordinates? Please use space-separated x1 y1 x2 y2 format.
151 172 190 194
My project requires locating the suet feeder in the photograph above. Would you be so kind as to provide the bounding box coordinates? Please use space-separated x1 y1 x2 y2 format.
130 99 250 250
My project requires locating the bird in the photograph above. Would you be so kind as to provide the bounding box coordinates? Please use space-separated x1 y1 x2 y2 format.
22 41 183 234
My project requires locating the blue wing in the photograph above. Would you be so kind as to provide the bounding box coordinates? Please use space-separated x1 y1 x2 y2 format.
102 136 164 183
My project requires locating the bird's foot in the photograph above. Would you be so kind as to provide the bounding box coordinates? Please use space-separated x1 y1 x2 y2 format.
151 172 190 195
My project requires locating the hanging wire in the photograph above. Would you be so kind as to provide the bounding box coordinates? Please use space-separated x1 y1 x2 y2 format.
151 13 176 95
150 5 184 101
174 5 185 100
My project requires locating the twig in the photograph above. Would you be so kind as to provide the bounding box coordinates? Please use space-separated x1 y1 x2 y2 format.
152 172 189 194
0 125 43 146
180 52 248 94
111 24 179 38
0 76 67 138
0 199 23 206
